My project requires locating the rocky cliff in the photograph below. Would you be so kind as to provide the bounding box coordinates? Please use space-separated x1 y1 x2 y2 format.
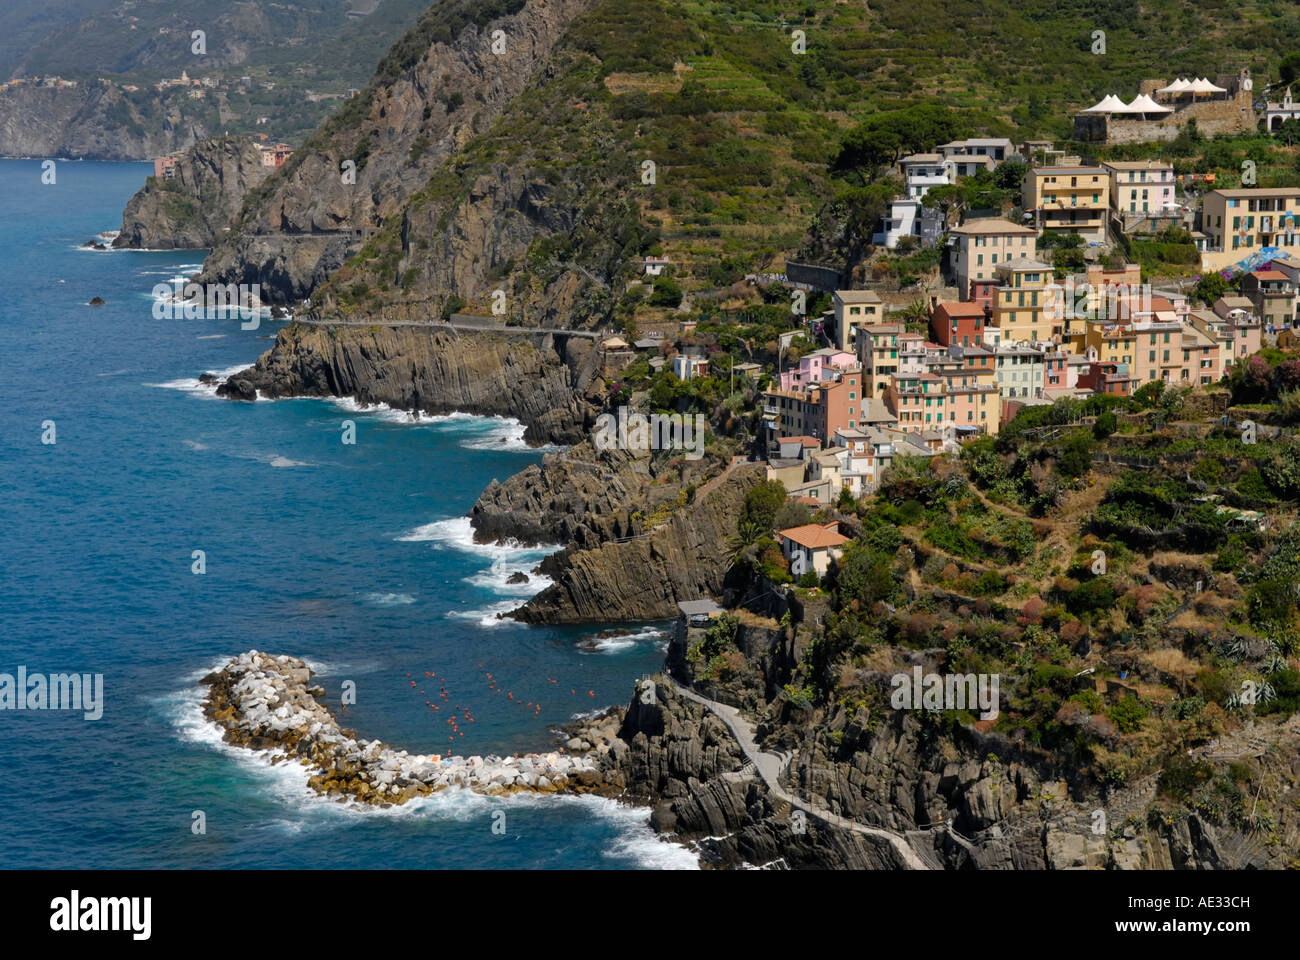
469 442 731 548
597 618 1300 869
114 136 273 249
217 321 605 446
0 82 205 160
197 0 597 306
512 464 761 623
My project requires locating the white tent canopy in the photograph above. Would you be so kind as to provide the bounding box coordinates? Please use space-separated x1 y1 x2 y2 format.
1129 93 1172 114
1189 77 1227 94
1105 97 1146 115
1156 78 1192 95
1080 93 1128 113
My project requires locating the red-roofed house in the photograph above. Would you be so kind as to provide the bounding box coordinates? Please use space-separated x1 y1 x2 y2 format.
931 300 991 348
777 522 850 577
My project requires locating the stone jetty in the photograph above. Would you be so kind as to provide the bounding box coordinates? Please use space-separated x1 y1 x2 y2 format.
201 651 610 806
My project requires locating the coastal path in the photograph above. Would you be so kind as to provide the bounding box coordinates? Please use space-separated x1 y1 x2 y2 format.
292 313 603 339
664 677 933 869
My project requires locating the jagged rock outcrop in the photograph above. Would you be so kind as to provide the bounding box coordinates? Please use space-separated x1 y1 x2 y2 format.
114 136 274 249
198 0 595 304
470 442 731 548
0 82 205 160
512 464 761 623
216 321 605 445
605 669 1300 869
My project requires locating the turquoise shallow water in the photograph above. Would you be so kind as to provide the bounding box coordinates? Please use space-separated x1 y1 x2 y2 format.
0 158 692 869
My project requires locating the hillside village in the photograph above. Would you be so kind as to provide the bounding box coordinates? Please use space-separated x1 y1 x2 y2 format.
102 0 1300 868
598 80 1300 520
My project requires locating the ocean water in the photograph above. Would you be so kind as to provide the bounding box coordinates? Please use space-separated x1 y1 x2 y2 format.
0 159 692 869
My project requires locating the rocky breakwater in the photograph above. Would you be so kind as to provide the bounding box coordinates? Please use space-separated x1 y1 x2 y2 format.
114 136 274 250
216 321 605 446
512 462 762 623
202 651 611 805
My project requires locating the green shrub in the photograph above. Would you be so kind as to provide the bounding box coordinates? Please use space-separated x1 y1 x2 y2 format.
1108 696 1149 734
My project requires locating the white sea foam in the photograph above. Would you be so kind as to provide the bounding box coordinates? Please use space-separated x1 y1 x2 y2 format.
396 516 557 561
447 599 523 628
578 625 671 655
364 592 417 607
572 796 700 869
300 658 382 676
267 455 311 468
145 362 253 399
463 555 552 596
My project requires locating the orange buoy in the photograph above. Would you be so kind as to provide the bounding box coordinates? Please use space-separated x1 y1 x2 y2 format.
588 691 594 697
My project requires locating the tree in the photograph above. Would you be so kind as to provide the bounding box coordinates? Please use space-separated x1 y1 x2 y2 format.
1280 52 1300 88
836 485 857 511
1278 117 1300 148
1192 272 1229 307
649 276 683 308
1057 429 1095 479
993 159 1027 191
741 481 787 534
834 544 897 610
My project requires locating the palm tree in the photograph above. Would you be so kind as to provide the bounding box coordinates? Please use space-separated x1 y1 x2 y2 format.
728 519 762 560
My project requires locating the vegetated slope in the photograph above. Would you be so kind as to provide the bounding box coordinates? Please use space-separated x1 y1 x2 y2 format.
198 0 1300 323
641 385 1300 868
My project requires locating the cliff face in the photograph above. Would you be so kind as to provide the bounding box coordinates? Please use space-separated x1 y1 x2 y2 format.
512 465 760 623
469 442 731 548
216 321 605 446
610 673 1300 870
114 136 273 249
0 83 205 160
198 0 595 304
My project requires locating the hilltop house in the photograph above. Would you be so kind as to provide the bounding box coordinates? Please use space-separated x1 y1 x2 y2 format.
778 523 850 577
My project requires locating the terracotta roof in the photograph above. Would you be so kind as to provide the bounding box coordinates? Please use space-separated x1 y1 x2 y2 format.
952 218 1036 235
936 301 987 316
1251 270 1288 281
779 523 850 550
780 436 821 447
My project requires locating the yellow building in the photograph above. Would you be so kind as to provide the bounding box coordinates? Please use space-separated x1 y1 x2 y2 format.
1200 187 1300 272
832 289 883 352
991 258 1054 344
854 322 906 397
1023 165 1110 241
1084 321 1138 367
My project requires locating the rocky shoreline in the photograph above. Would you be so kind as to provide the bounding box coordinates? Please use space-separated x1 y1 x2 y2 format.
201 651 618 805
216 321 604 447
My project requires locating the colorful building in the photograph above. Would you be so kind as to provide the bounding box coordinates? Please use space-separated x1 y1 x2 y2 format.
1023 165 1110 241
950 219 1038 298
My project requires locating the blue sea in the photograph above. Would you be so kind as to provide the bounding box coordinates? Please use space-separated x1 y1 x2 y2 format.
0 159 693 869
